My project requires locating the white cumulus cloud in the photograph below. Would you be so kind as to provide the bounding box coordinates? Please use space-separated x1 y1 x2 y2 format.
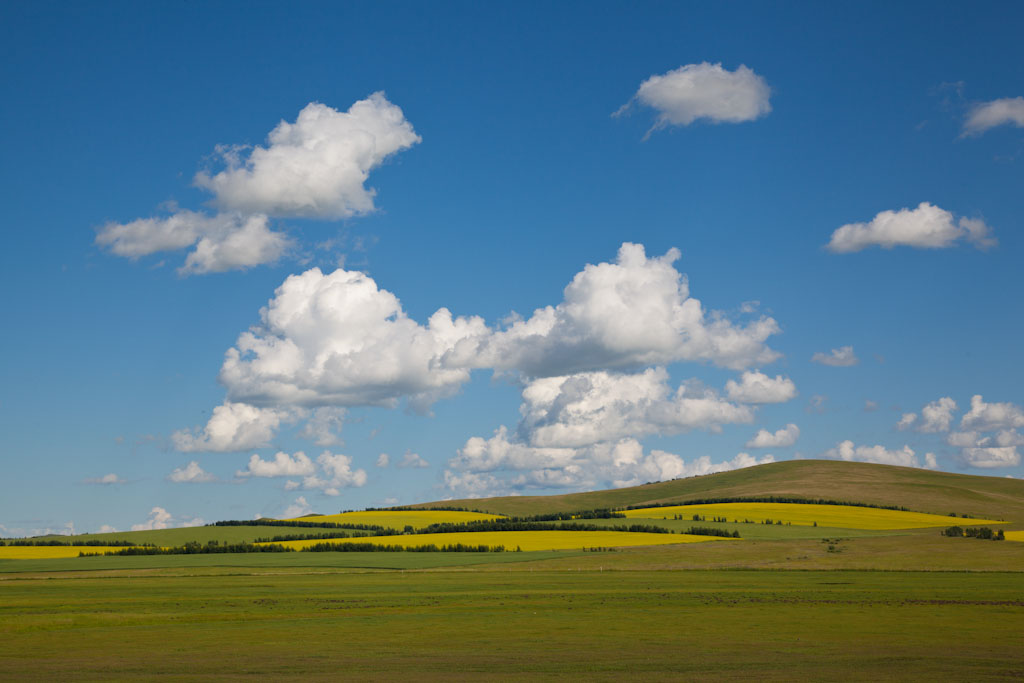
131 507 174 531
899 397 957 433
445 428 773 496
376 453 390 468
236 451 316 478
947 429 1022 469
97 93 418 274
963 97 1024 136
616 62 771 135
96 210 292 276
468 243 781 376
218 266 489 412
725 370 797 404
822 440 936 469
173 402 292 453
195 94 420 219
517 368 753 449
297 407 346 447
960 395 1024 432
167 461 217 483
811 346 858 367
745 423 799 448
826 202 996 253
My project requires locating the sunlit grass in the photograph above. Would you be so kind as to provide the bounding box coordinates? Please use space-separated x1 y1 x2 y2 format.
276 510 505 529
621 502 1005 530
0 546 142 560
268 530 730 552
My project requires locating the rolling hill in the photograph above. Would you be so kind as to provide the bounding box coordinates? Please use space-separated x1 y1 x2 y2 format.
411 460 1024 524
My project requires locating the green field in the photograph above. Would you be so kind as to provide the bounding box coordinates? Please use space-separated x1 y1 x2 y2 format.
3 460 1023 680
1 566 1021 681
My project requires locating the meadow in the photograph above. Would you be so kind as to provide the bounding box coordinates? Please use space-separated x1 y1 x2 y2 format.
1 567 1021 681
620 502 1003 529
3 460 1023 680
269 529 729 552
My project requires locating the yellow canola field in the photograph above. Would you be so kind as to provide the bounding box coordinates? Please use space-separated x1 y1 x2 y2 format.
277 510 505 530
1005 531 1024 542
621 503 1005 530
0 546 138 560
268 530 729 552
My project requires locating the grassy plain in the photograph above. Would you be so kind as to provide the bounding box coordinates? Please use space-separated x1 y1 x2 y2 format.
1 567 1021 681
279 510 505 529
0 545 144 560
622 502 1003 529
421 459 1024 522
270 529 729 552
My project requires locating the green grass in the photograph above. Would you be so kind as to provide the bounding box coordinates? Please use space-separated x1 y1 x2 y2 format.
415 459 1024 523
556 517 897 539
1 568 1020 680
0 550 583 574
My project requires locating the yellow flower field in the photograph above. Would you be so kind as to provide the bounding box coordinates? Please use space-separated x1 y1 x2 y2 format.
277 510 505 529
621 503 1005 530
1004 531 1024 542
0 546 139 560
268 530 730 552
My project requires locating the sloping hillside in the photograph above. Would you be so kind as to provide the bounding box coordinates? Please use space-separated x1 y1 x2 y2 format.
412 460 1024 523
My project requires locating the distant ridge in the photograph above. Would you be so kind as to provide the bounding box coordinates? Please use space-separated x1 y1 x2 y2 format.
410 460 1024 522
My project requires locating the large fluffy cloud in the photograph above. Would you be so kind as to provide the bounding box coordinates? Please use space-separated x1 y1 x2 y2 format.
963 97 1024 136
236 451 316 478
445 427 774 496
218 266 488 411
237 450 365 496
97 93 419 274
616 62 771 134
467 243 781 376
947 429 1022 469
182 242 783 454
826 202 996 253
823 440 937 469
725 370 796 404
195 94 420 218
959 395 1024 431
518 368 753 449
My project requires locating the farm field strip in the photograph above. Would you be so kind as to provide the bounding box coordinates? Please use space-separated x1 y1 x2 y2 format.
0 546 147 560
278 510 505 529
621 502 1005 530
1005 531 1024 542
267 530 731 552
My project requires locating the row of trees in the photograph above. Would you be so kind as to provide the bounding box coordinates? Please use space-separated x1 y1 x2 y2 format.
942 526 1005 540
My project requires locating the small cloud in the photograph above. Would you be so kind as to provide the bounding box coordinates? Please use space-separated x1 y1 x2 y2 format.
616 62 771 137
825 202 996 253
806 395 828 414
963 96 1024 136
167 461 217 484
811 346 858 367
83 473 126 485
376 453 390 468
864 400 879 412
97 524 118 533
131 507 173 531
745 424 799 449
399 451 430 469
282 496 313 519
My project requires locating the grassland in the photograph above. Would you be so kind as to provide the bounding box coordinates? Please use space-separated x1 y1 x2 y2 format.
1 567 1021 681
279 509 505 529
417 459 1024 522
0 545 144 560
2 460 1023 679
622 502 1004 529
270 529 730 552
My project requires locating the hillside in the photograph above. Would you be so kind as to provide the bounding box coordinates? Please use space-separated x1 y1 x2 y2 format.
411 460 1024 524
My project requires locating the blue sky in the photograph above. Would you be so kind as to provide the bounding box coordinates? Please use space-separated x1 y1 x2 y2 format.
1 1 1022 535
